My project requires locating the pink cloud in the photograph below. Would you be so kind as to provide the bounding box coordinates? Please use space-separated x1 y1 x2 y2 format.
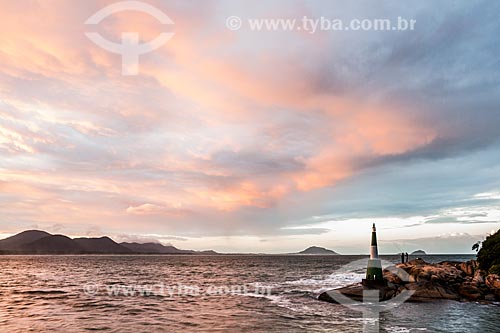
0 0 453 239
126 203 192 216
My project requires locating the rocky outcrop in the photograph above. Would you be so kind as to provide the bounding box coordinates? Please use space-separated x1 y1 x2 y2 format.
458 260 479 277
485 274 500 289
319 259 500 304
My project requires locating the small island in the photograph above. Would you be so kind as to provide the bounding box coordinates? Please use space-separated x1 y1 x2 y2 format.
411 250 427 255
295 246 339 255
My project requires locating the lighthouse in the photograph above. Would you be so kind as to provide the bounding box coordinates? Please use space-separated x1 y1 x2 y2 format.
364 223 384 282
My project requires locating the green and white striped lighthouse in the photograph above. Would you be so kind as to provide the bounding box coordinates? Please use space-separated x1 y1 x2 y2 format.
365 223 383 281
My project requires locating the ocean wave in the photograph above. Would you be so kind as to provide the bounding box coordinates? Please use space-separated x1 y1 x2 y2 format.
251 272 364 295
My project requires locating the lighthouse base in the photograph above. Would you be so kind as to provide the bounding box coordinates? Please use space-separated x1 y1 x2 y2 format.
362 278 387 287
365 258 384 281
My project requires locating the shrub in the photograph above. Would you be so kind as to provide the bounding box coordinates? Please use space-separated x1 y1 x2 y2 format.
489 264 500 275
477 229 500 274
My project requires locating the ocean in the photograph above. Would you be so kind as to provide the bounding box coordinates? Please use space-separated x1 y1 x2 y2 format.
0 254 498 332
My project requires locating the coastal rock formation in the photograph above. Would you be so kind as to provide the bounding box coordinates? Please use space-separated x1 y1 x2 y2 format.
485 274 500 289
319 259 500 304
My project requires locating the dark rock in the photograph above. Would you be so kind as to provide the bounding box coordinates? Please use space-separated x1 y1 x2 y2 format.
318 284 395 303
485 274 500 289
404 282 459 301
494 289 500 301
472 270 485 285
458 284 482 301
458 260 478 277
384 271 403 284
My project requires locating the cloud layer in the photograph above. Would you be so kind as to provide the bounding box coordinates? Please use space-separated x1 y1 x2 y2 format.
0 0 499 252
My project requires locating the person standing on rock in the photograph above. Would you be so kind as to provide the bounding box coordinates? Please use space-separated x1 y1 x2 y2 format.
405 252 409 263
401 252 405 264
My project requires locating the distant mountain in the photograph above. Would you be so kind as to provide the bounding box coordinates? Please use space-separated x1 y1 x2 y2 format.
295 246 339 255
0 230 217 255
0 230 51 251
21 235 85 254
75 237 132 254
120 242 194 254
199 250 218 255
411 250 427 255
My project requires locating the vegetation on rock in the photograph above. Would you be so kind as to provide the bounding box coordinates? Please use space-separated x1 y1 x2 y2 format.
476 229 500 275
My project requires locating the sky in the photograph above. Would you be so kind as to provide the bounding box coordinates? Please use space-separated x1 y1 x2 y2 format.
0 0 499 253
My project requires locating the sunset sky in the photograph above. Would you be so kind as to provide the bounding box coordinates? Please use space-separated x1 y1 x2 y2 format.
1 0 499 253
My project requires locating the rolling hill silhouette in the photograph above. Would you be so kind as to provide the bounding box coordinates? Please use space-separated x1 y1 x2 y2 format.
0 230 216 255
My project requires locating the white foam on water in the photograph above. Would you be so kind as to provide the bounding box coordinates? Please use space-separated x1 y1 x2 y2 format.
251 272 364 294
386 327 428 333
283 273 364 293
284 273 364 286
244 272 365 314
